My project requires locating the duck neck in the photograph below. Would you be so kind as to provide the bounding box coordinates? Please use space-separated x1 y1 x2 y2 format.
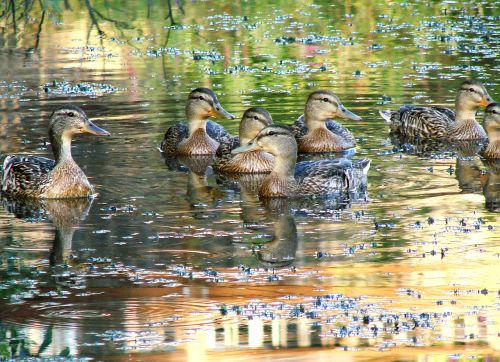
50 130 74 164
271 153 296 178
187 119 208 137
454 95 478 122
304 112 326 131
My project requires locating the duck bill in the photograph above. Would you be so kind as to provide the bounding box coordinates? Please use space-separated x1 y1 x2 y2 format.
232 142 260 155
210 102 235 120
481 94 495 107
82 120 110 136
337 105 362 121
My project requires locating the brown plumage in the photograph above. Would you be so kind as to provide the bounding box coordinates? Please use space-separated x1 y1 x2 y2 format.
291 90 361 153
214 107 275 173
380 80 494 140
1 105 109 199
159 88 235 155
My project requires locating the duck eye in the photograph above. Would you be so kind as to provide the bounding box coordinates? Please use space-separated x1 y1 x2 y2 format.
469 88 475 92
68 112 75 117
199 96 204 100
253 116 259 120
268 131 276 136
323 97 329 102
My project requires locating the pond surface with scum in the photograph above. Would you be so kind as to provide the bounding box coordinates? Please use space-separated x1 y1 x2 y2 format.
0 0 498 361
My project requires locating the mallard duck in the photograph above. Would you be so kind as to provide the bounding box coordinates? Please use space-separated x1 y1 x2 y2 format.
232 125 370 198
213 107 275 173
159 88 235 155
379 80 494 140
1 105 109 199
482 103 500 159
291 90 362 153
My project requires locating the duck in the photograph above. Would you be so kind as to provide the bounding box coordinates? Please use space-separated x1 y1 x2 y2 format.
159 88 235 155
213 107 275 173
1 105 110 199
290 90 362 153
379 80 494 140
232 125 370 198
482 103 500 159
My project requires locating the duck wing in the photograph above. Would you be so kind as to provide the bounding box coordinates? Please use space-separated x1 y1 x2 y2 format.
381 105 455 138
1 155 55 197
206 121 232 143
294 158 353 194
160 122 189 154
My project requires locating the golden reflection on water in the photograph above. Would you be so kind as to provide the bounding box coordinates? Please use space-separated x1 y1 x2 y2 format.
0 0 499 360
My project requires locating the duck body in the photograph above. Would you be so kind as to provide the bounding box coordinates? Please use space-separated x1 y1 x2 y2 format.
380 80 493 140
160 88 235 156
214 107 275 173
161 120 231 155
1 105 109 199
291 90 361 153
232 125 370 199
1 155 93 198
292 115 356 152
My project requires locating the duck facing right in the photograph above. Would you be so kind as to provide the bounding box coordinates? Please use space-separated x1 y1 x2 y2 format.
379 80 494 140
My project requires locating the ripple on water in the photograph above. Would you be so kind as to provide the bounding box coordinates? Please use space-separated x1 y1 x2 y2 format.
0 297 219 331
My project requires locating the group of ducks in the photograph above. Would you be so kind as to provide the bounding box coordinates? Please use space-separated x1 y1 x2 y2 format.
0 80 498 201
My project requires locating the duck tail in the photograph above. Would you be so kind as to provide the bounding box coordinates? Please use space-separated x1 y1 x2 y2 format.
355 158 371 175
379 110 393 123
0 155 14 190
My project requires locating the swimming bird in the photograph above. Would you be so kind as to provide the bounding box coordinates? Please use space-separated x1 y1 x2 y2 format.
1 105 110 199
291 90 362 153
379 80 494 140
232 125 370 198
482 103 500 159
213 107 275 173
159 88 235 155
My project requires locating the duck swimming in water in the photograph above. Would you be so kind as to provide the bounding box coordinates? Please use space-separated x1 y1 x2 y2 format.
1 105 110 199
291 90 362 153
232 125 370 198
482 103 500 159
213 107 275 173
160 88 235 156
379 80 494 140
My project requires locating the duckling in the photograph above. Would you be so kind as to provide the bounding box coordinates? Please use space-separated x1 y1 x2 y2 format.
482 103 500 159
1 105 109 199
160 88 235 155
213 107 275 173
291 90 362 153
379 80 494 140
232 125 370 198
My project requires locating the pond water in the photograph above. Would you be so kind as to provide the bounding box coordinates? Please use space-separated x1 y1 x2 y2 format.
0 0 499 360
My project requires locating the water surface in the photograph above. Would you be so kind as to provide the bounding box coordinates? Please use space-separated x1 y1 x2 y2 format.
0 0 499 360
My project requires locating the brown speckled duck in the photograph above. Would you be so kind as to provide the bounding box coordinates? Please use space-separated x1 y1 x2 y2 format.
213 107 275 173
482 103 500 159
232 125 370 198
160 88 235 155
379 80 494 140
1 105 109 199
291 90 362 153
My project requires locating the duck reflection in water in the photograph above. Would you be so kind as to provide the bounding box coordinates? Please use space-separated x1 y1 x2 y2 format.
1 197 93 266
163 154 224 219
455 157 500 212
255 199 298 268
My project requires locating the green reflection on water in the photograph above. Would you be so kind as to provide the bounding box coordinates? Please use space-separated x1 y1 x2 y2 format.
0 0 499 360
